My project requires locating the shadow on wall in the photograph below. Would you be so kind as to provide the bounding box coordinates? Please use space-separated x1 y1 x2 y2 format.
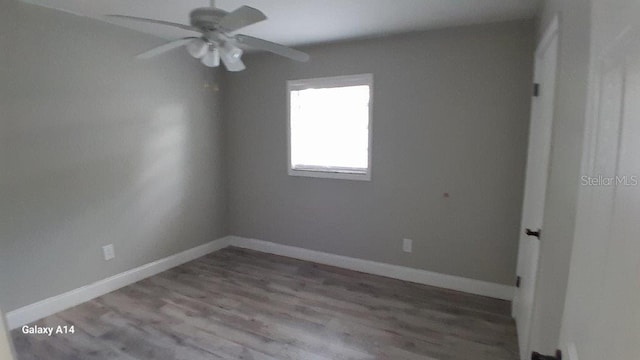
0 1 226 313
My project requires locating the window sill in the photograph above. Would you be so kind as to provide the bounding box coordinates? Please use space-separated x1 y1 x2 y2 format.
288 168 371 181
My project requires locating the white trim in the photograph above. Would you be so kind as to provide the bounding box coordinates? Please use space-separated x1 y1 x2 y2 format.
286 73 374 182
567 343 579 360
288 168 371 181
536 14 560 59
0 308 16 360
288 74 374 90
6 235 514 330
5 236 233 330
229 236 515 301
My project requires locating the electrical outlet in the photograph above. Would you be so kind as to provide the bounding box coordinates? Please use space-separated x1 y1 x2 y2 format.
102 244 115 261
402 238 413 253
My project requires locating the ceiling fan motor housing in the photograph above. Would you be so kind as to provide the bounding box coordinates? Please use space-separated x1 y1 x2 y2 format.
190 8 229 31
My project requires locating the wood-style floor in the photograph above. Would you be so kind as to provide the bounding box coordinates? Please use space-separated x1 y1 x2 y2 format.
12 247 518 360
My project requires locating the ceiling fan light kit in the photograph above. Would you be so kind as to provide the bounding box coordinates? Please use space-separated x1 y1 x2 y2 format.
186 38 208 59
107 1 310 72
201 47 220 68
221 41 243 60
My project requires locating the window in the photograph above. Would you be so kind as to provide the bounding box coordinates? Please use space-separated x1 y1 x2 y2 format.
287 74 373 181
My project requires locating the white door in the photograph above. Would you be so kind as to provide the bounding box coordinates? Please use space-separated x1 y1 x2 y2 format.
558 1 640 359
512 17 559 360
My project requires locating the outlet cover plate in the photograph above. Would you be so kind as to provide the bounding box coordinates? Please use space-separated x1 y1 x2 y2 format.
402 238 413 253
102 244 115 261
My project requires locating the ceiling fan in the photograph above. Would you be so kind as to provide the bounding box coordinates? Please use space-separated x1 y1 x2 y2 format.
107 0 310 71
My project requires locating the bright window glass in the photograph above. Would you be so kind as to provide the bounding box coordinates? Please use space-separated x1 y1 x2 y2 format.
288 74 372 180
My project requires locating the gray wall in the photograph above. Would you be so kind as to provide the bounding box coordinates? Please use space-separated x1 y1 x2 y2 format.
528 0 592 354
0 1 19 350
225 20 535 285
0 1 227 311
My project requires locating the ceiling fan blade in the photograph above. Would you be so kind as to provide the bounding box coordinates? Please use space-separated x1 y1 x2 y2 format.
218 6 267 32
136 37 197 59
106 15 201 33
234 35 310 62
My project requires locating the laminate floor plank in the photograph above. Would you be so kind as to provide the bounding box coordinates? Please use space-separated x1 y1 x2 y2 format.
12 247 518 359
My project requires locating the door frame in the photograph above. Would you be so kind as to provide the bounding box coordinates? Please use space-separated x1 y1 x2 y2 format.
512 14 560 360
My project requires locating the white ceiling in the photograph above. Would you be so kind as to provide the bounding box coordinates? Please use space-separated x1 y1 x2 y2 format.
22 0 542 46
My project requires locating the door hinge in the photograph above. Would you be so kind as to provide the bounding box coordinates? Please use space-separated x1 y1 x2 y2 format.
516 276 521 288
533 83 540 97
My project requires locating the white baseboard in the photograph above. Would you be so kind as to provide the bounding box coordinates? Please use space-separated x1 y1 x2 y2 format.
229 236 514 301
6 235 513 329
6 236 232 330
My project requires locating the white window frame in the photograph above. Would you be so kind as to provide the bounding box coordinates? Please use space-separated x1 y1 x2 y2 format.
287 73 373 181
